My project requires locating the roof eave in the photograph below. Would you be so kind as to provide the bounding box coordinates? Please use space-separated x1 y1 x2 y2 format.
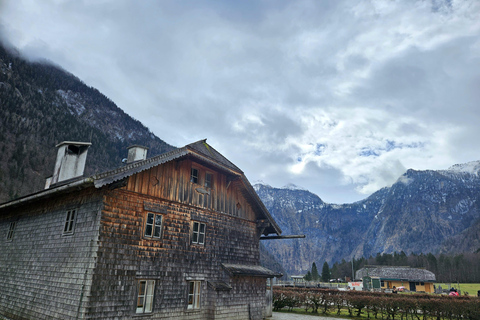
0 177 94 212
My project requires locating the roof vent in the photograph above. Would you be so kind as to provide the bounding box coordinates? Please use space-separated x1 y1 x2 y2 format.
127 145 148 163
47 141 91 188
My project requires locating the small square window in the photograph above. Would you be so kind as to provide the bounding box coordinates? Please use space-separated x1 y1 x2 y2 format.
192 221 206 245
187 281 201 309
190 168 199 184
204 173 213 188
136 280 155 314
145 213 163 239
63 209 76 235
7 222 16 241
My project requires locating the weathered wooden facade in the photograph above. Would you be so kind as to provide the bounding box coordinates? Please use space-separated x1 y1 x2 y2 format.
356 266 436 293
0 140 282 320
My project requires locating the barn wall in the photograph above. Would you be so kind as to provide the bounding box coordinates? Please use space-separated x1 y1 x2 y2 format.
125 159 256 221
0 189 102 320
87 183 266 320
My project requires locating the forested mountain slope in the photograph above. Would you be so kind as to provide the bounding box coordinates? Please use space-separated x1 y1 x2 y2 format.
0 43 175 202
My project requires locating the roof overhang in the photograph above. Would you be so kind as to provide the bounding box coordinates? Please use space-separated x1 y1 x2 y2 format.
222 263 283 278
0 177 94 213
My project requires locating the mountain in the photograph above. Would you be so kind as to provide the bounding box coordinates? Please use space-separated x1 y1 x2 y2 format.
0 43 175 202
255 161 480 275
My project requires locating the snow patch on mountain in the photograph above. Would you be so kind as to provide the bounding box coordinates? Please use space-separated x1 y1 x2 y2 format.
282 183 307 191
446 161 480 175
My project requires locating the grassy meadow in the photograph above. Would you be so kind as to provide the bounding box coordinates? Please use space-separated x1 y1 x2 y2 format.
437 283 480 296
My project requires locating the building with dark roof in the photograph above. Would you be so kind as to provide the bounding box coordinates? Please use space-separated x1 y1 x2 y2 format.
0 140 282 320
356 266 436 293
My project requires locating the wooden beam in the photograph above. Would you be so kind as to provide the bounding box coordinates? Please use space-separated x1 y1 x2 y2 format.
259 235 306 240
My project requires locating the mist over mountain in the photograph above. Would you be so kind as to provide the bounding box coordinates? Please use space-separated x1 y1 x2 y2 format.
0 42 175 202
256 161 480 275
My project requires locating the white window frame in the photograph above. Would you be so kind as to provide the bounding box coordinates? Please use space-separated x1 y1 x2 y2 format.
136 280 155 314
63 209 76 235
187 281 201 310
7 221 16 241
192 221 206 245
144 212 163 239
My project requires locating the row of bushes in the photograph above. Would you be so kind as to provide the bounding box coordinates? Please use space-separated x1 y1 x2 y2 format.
273 287 480 320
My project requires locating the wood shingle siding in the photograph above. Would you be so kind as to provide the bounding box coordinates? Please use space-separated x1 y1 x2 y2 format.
0 140 281 320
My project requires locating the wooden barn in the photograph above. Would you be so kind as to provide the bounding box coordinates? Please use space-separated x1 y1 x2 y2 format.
0 140 282 320
356 266 436 293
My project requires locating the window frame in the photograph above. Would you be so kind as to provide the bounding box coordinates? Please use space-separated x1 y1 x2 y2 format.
204 172 213 189
191 221 206 245
187 281 201 310
6 221 16 241
144 212 163 239
63 209 77 235
190 167 199 184
136 280 155 314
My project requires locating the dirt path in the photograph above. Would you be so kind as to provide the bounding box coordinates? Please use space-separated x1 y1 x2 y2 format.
271 312 339 319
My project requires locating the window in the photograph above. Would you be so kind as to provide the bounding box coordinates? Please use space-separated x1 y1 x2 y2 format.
63 209 76 235
192 222 205 245
7 222 16 241
136 280 155 314
190 168 198 184
145 213 163 239
204 173 213 188
187 281 201 309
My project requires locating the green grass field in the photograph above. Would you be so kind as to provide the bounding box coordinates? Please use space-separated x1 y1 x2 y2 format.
437 283 480 296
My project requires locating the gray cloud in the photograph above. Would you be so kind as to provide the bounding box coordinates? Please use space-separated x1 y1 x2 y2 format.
2 0 480 203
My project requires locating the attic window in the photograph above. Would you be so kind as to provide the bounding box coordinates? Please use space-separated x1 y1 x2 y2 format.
205 173 213 188
190 168 199 184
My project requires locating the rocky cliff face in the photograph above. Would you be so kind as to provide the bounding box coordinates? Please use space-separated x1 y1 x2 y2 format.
256 162 480 275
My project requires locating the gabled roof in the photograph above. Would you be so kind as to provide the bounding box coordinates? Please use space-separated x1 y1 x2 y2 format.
356 266 436 282
93 139 242 188
0 140 281 235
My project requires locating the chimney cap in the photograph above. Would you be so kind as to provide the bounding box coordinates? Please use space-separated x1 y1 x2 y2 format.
55 141 92 148
127 145 149 150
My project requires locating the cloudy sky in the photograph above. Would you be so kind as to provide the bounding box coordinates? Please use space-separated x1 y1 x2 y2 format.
1 0 480 203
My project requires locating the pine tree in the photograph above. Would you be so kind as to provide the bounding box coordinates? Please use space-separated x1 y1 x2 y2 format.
311 262 320 281
321 261 330 282
304 271 312 281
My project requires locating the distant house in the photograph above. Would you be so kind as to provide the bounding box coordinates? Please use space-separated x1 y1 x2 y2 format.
0 140 282 320
356 266 436 293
